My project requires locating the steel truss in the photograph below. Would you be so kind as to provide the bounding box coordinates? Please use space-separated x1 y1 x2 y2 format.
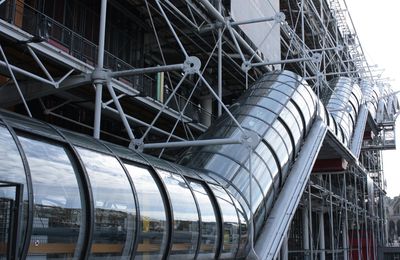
0 0 397 259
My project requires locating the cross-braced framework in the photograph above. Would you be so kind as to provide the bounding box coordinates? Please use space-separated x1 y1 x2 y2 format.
0 0 398 259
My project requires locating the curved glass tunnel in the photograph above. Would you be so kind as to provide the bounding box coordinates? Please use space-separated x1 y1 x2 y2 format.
180 71 320 239
0 110 247 259
0 70 387 259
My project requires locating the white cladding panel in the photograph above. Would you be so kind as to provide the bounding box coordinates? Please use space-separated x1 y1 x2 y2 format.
231 0 280 68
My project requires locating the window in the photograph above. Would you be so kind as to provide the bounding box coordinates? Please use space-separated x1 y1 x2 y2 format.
209 184 240 259
0 126 27 258
18 135 83 259
157 170 199 258
189 181 219 259
124 163 168 259
77 147 136 259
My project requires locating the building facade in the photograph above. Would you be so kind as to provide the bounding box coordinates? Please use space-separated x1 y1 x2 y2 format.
0 0 398 259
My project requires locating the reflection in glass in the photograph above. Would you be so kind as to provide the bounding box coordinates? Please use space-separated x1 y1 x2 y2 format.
77 148 135 259
157 170 199 258
209 184 239 259
18 135 83 259
0 126 27 259
188 181 218 259
124 163 167 259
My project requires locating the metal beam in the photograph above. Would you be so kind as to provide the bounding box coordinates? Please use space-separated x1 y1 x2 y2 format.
110 63 184 78
93 0 108 139
197 0 264 64
255 120 327 259
142 137 243 149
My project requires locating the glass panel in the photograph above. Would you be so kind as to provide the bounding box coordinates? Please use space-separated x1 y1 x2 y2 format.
18 135 83 259
297 84 316 111
61 129 109 153
238 115 268 137
272 83 296 96
157 170 199 258
264 128 289 168
267 90 291 105
1 111 62 141
255 142 279 180
251 154 273 195
256 98 283 114
0 126 27 259
103 141 149 166
239 105 277 125
141 153 178 173
77 147 136 259
292 92 311 124
232 168 264 214
124 163 167 259
231 198 248 259
189 181 218 259
208 184 239 259
286 101 305 132
189 152 241 180
280 107 301 144
219 144 249 164
272 121 293 157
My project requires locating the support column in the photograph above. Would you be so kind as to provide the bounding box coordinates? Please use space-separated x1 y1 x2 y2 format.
200 95 212 127
319 211 326 260
280 233 288 260
217 0 223 117
93 0 107 139
303 207 310 260
343 218 349 260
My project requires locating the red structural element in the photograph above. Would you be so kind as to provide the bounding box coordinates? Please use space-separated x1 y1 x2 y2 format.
312 158 348 172
363 131 374 140
348 229 375 260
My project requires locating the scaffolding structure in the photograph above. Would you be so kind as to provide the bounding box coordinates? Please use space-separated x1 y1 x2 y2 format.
0 0 399 259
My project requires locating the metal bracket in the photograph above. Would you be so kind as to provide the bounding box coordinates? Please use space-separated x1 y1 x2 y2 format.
274 12 286 24
241 61 251 72
129 138 144 152
241 131 260 149
91 68 109 84
183 56 201 74
311 52 322 63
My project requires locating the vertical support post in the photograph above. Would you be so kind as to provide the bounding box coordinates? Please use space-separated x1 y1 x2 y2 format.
308 184 314 259
329 174 335 259
343 172 349 260
200 96 212 127
281 233 289 260
303 206 310 260
157 71 165 103
93 0 107 139
354 173 362 260
319 211 326 260
343 219 349 260
300 0 306 77
217 0 223 117
363 178 370 260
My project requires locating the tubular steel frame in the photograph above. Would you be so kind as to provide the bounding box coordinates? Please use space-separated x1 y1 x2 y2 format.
0 0 397 259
